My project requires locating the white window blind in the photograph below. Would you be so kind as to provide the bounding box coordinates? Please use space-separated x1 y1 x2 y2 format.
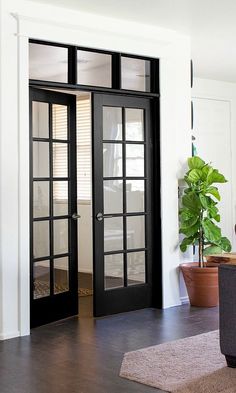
53 104 68 201
77 97 91 201
53 96 91 202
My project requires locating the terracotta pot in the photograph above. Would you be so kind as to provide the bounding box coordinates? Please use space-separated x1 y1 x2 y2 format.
180 262 219 307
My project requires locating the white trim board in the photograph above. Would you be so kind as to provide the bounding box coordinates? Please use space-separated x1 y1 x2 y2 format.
0 331 20 341
0 0 191 339
180 296 189 305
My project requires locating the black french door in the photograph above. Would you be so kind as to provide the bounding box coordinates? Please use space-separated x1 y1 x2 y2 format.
30 88 78 328
93 94 153 317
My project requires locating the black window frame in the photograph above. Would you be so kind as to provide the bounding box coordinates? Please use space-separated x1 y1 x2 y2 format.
29 39 75 84
29 39 159 96
29 39 162 310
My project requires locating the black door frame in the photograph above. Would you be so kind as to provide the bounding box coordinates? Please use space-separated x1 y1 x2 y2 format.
29 41 162 318
29 88 78 328
29 85 162 315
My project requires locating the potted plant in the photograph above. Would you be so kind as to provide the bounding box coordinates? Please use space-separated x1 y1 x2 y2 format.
179 156 232 307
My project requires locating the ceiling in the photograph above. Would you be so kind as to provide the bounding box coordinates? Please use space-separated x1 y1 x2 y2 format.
29 0 236 83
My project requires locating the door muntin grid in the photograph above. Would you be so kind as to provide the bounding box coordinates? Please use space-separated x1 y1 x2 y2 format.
102 106 147 290
31 100 71 300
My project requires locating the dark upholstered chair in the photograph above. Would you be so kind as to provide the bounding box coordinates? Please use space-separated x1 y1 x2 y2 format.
219 264 236 368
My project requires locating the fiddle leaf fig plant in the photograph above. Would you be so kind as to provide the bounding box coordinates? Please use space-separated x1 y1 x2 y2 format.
179 156 231 267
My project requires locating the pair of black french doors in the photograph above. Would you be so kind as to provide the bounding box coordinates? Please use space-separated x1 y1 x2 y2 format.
30 88 153 327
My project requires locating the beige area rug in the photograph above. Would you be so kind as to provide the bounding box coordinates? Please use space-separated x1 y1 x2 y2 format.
120 330 236 392
34 281 93 298
78 288 93 297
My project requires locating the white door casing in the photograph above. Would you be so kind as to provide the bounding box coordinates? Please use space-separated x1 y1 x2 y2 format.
0 0 191 339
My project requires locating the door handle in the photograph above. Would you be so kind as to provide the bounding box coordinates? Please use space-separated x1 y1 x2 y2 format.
96 212 103 221
72 213 81 220
96 212 114 221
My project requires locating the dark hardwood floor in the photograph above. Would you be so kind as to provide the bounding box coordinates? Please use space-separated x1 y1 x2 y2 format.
0 304 219 393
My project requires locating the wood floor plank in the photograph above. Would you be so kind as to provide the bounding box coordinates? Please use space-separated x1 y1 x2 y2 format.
0 304 219 393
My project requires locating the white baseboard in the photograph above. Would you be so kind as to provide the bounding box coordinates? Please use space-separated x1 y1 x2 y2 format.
162 300 182 309
78 268 92 274
0 330 20 341
180 296 189 304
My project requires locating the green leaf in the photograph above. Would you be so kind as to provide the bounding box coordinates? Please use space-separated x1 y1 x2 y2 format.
188 156 205 170
187 169 202 183
182 193 201 214
218 237 232 252
199 194 211 209
180 221 200 237
180 236 196 252
202 218 221 243
214 214 220 222
184 175 191 187
180 209 199 228
179 209 194 222
184 188 192 194
201 165 212 181
208 205 219 219
207 169 227 185
206 186 221 201
203 245 223 256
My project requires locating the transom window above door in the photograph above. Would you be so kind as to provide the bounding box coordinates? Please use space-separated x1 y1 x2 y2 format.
29 41 159 94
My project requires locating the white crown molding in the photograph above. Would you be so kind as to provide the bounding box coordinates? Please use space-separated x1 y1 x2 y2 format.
10 12 175 47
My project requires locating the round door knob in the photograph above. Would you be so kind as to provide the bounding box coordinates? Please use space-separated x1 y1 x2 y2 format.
96 212 103 222
72 213 81 220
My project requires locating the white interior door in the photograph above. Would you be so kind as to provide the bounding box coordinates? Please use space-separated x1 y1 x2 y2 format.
193 97 234 248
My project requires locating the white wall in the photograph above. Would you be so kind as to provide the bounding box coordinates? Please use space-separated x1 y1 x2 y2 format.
0 0 191 339
78 203 93 273
193 98 232 242
180 77 236 303
193 78 236 251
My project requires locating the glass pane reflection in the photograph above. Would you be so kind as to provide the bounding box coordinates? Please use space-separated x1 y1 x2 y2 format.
54 257 69 294
33 221 50 258
126 144 144 177
53 181 68 216
33 142 49 178
127 251 146 285
33 260 50 299
33 181 50 218
103 107 122 140
121 57 150 92
126 180 145 213
103 143 122 177
105 254 124 289
53 143 68 178
53 219 68 255
32 102 49 138
52 105 68 140
126 108 144 141
104 179 123 214
77 50 112 87
29 43 68 83
127 216 145 249
104 217 123 252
